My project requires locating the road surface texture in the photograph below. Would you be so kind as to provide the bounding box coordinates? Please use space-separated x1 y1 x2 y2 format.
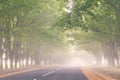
0 67 88 80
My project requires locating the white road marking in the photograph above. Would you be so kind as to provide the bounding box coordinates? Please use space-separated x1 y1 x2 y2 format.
56 68 63 71
42 71 55 77
33 79 37 80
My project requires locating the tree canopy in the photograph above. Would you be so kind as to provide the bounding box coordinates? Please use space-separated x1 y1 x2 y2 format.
0 0 120 69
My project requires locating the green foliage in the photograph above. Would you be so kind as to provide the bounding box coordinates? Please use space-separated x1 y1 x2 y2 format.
0 0 120 67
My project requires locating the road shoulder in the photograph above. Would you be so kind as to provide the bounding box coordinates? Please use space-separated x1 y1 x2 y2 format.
81 67 115 80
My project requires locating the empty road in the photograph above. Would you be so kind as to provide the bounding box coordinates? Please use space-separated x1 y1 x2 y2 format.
0 67 88 80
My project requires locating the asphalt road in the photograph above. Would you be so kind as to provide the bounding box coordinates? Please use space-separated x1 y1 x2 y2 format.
0 67 88 80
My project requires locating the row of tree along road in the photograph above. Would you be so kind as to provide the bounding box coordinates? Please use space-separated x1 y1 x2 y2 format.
0 0 120 70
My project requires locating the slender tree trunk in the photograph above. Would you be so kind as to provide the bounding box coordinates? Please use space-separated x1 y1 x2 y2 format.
0 37 2 69
115 0 120 67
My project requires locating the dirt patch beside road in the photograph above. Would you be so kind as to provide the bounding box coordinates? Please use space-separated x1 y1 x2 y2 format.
81 68 115 80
